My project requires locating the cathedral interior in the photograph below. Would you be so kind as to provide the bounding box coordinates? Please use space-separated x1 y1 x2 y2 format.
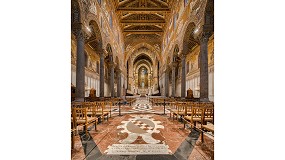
71 0 214 159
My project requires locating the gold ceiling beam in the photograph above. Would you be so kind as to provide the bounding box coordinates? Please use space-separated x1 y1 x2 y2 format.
121 13 134 19
118 0 134 7
154 13 165 19
121 20 165 24
148 0 160 7
125 0 138 7
124 32 163 35
117 7 170 13
122 23 164 26
151 0 169 7
124 30 163 33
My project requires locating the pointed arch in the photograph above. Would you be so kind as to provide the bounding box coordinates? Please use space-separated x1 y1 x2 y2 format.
182 22 198 55
87 20 103 53
125 43 161 63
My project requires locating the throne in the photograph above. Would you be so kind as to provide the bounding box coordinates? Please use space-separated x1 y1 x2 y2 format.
89 88 96 97
186 88 194 98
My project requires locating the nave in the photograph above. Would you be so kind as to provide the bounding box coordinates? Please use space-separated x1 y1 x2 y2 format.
71 97 214 160
71 0 214 159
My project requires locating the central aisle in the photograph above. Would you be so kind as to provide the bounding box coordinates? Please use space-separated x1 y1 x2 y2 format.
72 98 214 160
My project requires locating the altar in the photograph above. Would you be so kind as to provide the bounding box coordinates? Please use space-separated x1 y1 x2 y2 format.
138 88 148 96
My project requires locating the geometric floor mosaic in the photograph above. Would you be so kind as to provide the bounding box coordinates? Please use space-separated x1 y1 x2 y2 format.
72 97 214 160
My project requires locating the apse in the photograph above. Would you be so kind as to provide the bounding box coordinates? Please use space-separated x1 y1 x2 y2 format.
138 66 148 88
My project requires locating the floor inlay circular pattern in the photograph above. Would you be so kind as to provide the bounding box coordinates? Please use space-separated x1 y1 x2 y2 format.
104 115 172 155
117 115 164 144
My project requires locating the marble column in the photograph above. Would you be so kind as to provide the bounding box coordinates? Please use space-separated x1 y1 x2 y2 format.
109 62 114 97
75 29 85 102
99 52 104 98
164 68 169 97
117 70 121 97
199 32 210 101
171 62 177 97
181 54 186 98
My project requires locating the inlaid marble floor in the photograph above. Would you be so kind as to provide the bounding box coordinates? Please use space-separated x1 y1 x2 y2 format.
72 98 214 160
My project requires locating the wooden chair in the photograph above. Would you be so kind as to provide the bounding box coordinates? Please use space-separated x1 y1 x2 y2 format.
169 101 177 119
166 98 175 108
71 103 81 149
201 103 214 142
103 101 112 118
185 101 194 116
183 102 203 128
72 103 97 136
94 101 109 122
203 102 214 124
172 102 186 121
71 102 83 132
84 102 98 131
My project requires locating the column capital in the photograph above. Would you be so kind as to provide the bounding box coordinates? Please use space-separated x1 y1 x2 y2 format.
108 61 115 67
198 31 211 43
180 53 186 59
172 62 178 68
74 29 91 42
116 69 122 74
164 66 170 73
99 50 105 56
72 22 82 35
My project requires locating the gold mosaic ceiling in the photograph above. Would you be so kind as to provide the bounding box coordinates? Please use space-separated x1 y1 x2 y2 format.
115 0 172 47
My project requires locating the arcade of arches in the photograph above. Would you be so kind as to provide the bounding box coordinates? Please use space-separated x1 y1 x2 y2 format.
71 0 214 159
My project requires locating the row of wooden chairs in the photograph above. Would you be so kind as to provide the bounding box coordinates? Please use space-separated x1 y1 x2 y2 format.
71 101 112 136
168 102 213 119
126 98 136 106
181 102 214 142
71 99 126 149
167 101 214 142
149 98 167 106
150 97 194 107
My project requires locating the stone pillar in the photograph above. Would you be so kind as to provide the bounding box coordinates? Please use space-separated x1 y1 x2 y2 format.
99 52 104 98
75 28 85 102
164 68 169 97
199 32 210 101
181 54 186 98
109 62 114 97
117 70 121 97
171 62 177 97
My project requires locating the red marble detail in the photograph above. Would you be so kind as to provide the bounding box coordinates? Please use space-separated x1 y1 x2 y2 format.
71 100 214 159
